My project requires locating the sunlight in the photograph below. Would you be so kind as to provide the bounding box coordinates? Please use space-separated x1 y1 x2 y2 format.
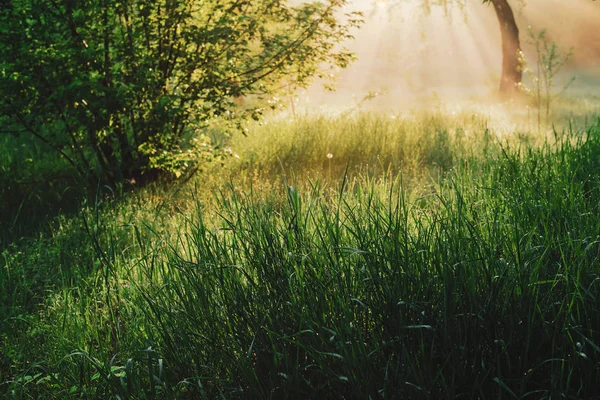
301 0 502 111
299 0 600 118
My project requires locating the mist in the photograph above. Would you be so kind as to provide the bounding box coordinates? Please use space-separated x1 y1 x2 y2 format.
295 0 600 113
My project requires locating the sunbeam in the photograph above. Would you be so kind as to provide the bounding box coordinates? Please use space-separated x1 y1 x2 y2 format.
298 0 600 113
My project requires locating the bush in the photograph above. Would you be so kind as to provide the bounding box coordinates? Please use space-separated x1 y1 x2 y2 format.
0 0 361 183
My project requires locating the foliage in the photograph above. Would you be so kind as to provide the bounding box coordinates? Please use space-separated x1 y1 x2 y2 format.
0 0 361 182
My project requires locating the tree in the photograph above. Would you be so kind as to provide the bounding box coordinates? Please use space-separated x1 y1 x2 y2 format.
431 0 590 95
478 0 590 95
0 0 362 182
485 0 522 94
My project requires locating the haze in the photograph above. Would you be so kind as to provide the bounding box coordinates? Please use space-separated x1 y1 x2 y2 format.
296 0 600 113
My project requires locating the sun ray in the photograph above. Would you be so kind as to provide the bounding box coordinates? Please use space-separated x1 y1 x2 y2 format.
298 0 600 114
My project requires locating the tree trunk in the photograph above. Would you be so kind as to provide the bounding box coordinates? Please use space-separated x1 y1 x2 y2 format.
491 0 522 95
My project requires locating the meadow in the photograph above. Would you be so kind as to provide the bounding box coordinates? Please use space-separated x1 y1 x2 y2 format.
2 99 600 399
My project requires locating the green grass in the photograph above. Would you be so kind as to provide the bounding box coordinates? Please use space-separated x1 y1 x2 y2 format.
225 111 494 181
2 108 600 399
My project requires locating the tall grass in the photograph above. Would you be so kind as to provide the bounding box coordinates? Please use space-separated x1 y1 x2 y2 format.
2 113 600 399
133 124 600 399
224 111 498 182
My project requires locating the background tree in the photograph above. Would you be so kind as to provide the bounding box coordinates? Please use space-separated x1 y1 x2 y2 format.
0 0 362 183
485 0 522 94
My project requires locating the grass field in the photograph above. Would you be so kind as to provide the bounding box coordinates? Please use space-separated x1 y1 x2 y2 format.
2 101 600 398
